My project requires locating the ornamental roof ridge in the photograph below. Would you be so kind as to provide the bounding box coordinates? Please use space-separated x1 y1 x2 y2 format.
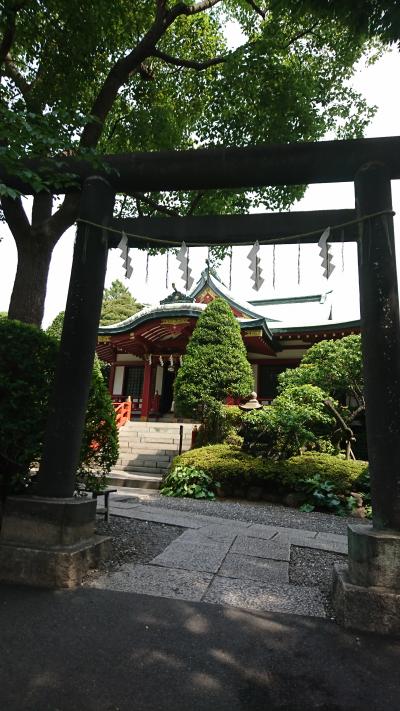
98 301 206 333
189 269 281 322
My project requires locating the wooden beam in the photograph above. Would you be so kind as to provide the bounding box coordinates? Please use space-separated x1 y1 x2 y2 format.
355 162 400 530
111 210 357 248
3 135 400 194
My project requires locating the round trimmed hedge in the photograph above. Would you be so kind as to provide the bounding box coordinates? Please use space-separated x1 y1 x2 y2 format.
168 445 368 494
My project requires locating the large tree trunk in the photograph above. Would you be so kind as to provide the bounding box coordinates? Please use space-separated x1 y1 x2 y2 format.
2 193 79 327
8 231 55 325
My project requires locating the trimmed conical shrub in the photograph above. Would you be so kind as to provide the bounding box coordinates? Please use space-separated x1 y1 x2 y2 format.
174 298 254 418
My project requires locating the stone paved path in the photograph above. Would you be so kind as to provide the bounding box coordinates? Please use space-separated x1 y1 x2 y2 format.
89 494 348 618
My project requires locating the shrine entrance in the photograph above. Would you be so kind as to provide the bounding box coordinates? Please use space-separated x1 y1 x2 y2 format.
159 365 176 415
2 134 400 632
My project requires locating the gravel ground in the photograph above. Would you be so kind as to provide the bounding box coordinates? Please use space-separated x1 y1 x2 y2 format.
290 546 347 618
83 517 183 583
144 493 368 534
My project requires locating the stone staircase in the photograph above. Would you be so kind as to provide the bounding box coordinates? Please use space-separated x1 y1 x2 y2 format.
107 420 198 490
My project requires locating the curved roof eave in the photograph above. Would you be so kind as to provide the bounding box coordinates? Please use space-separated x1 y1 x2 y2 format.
270 318 360 335
98 302 206 335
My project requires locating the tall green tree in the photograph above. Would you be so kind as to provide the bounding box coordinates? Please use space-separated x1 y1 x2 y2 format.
280 1 400 45
100 280 143 325
174 297 254 418
1 1 373 326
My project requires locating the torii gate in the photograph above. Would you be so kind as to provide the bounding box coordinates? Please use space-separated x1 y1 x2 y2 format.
1 136 399 633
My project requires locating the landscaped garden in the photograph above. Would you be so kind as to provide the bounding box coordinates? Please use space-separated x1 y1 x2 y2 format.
162 297 370 518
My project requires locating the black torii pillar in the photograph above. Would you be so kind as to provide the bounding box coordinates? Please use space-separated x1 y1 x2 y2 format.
333 162 400 633
0 177 115 588
37 176 115 496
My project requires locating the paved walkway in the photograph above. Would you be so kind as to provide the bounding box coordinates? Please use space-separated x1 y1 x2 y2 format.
89 494 347 618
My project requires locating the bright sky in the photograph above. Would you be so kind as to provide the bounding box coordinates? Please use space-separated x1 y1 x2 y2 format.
1 49 399 327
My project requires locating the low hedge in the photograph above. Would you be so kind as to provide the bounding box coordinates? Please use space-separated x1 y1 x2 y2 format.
169 446 368 494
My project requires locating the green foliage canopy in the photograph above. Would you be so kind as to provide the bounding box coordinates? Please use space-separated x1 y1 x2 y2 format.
0 1 376 325
0 318 118 495
241 383 336 459
174 298 254 418
278 335 364 424
281 1 400 46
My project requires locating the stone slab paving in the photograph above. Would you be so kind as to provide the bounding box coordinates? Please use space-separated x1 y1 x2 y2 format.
152 539 231 574
90 563 213 601
95 497 348 618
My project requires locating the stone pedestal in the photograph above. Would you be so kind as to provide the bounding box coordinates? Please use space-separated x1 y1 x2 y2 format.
0 496 111 589
333 524 400 635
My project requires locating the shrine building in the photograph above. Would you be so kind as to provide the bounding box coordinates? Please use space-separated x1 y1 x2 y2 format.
96 270 359 420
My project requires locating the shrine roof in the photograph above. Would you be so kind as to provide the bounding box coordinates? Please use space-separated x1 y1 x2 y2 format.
97 271 359 338
189 270 280 321
270 318 360 335
98 302 206 335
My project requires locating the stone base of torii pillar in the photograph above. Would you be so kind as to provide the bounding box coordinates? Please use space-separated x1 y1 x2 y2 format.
333 524 400 635
0 497 110 588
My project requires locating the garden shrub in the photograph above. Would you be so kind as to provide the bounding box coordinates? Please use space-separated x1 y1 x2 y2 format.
160 465 217 499
196 403 245 446
0 318 118 496
241 385 337 459
168 445 368 496
174 298 254 419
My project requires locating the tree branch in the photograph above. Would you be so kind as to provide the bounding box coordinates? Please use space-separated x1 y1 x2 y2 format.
133 192 180 216
0 1 26 68
186 191 205 215
45 192 80 241
3 55 33 104
244 0 266 19
285 22 320 49
135 197 144 217
1 195 31 244
167 0 223 21
152 48 226 70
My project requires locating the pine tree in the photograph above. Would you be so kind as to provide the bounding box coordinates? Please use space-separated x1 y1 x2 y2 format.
174 298 254 418
100 281 142 326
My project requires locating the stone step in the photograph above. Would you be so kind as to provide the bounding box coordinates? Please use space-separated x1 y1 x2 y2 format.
120 424 195 432
119 433 193 441
107 471 162 490
117 450 180 459
113 463 169 474
116 455 173 466
117 448 177 458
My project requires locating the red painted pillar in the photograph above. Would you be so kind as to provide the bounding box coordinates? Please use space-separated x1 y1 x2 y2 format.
108 361 116 395
141 360 152 421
